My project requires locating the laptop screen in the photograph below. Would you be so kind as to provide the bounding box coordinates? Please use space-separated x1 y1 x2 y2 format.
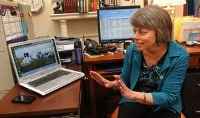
9 38 60 79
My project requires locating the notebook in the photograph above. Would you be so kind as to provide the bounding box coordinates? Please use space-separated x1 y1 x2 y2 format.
8 37 85 96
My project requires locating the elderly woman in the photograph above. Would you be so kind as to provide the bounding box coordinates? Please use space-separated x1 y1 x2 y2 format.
90 5 189 118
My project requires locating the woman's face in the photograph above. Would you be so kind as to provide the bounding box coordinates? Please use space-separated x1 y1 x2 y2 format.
133 27 157 51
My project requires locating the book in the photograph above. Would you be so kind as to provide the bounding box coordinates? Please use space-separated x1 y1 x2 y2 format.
63 0 78 13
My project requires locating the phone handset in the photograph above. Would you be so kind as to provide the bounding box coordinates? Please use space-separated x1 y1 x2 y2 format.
85 38 101 55
85 38 98 50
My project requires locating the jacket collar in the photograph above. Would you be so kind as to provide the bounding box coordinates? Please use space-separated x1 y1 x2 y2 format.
162 41 181 71
132 40 181 71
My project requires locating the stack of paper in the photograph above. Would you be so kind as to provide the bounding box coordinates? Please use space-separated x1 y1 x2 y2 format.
173 16 200 43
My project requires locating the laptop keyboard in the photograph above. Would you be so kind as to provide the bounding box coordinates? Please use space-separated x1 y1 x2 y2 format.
28 70 71 87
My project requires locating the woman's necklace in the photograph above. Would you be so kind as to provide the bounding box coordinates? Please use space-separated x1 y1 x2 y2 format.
143 46 167 67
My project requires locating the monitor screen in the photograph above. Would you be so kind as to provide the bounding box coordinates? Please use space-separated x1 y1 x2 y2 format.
97 6 140 44
9 38 59 79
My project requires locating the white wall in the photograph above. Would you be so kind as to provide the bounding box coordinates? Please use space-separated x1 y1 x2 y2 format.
175 5 185 17
31 0 60 38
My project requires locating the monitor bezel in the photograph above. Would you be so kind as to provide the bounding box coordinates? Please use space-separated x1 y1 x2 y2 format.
97 5 140 44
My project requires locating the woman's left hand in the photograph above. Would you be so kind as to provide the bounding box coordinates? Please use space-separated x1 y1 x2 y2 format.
114 75 135 100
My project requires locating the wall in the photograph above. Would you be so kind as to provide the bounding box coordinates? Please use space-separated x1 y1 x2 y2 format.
175 5 185 17
31 0 60 38
31 0 185 41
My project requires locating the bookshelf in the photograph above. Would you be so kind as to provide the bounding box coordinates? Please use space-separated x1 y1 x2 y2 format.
49 12 97 36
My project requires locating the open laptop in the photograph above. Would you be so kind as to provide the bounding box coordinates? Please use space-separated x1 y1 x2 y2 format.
8 37 85 96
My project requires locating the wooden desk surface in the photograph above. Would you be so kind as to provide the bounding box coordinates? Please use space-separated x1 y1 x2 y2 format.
184 45 200 55
0 64 82 118
84 52 124 64
84 45 200 67
0 80 81 117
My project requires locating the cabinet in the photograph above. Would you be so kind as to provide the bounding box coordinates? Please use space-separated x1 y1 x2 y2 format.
92 62 123 118
182 71 200 118
83 52 124 118
181 45 200 118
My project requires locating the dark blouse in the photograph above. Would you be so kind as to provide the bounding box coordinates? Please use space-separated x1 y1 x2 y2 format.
134 52 167 93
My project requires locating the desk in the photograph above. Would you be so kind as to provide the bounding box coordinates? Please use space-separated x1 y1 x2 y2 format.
84 52 124 118
184 45 200 68
84 45 200 118
0 64 83 118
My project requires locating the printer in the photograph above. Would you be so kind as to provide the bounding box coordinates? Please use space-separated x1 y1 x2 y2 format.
55 36 80 63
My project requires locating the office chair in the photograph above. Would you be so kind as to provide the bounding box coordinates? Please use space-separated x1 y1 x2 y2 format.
111 106 186 118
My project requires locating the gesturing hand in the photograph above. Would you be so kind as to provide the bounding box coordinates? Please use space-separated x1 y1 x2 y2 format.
114 75 134 100
90 71 116 88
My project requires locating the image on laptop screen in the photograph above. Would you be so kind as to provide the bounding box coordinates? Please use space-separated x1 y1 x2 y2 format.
10 39 59 79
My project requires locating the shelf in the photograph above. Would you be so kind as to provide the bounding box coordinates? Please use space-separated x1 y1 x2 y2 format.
49 12 97 36
49 12 97 21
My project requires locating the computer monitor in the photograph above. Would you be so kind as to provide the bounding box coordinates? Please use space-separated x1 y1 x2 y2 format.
97 6 140 44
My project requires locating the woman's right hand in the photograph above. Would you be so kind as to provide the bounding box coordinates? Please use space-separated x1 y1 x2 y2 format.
90 70 118 89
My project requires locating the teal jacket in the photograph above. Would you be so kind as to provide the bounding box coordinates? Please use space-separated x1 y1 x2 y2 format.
119 40 190 114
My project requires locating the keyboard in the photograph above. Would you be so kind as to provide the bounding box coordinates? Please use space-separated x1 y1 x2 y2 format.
28 70 71 87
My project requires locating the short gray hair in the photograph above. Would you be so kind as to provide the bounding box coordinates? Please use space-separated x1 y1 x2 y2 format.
130 5 172 43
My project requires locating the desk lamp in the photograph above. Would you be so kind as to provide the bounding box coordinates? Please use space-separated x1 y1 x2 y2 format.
152 0 186 17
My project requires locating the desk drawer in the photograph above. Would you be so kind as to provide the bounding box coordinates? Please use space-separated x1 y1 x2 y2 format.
183 103 200 118
189 55 200 67
182 72 200 103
